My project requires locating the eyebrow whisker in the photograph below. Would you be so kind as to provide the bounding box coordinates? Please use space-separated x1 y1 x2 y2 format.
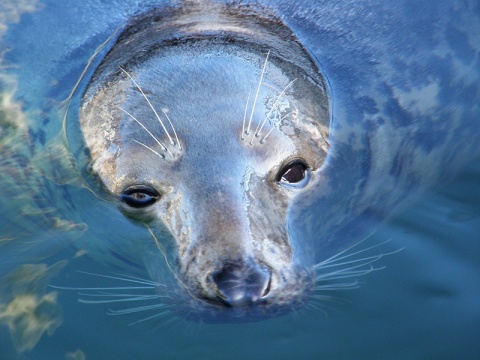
120 68 175 148
255 78 296 138
260 112 290 143
132 140 165 159
247 50 270 136
118 106 173 158
160 108 181 150
241 91 251 140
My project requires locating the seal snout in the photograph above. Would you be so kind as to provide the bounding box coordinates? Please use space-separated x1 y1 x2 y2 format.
211 262 271 307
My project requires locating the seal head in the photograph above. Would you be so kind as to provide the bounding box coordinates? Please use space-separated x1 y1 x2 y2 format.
79 3 329 320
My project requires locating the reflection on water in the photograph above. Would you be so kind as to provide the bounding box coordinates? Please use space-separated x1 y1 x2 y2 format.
1 0 480 359
0 262 65 353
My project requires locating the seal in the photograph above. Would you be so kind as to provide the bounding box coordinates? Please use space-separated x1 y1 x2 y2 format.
77 3 330 320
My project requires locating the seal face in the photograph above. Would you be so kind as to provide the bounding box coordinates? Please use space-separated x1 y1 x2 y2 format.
79 3 329 320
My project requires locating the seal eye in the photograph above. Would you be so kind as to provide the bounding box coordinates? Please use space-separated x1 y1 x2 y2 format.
120 185 159 208
276 160 310 188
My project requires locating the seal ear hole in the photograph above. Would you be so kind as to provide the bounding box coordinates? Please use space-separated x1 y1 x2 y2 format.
276 159 310 187
120 185 160 208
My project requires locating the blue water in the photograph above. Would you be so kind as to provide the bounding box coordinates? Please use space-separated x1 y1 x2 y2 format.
1 1 479 359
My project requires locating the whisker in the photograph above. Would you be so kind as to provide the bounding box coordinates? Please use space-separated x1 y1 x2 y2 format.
312 232 402 300
305 295 351 318
130 310 171 325
289 307 300 318
108 303 170 316
146 227 223 312
79 295 162 304
146 226 200 301
50 285 156 291
316 262 384 282
313 230 378 268
255 78 296 137
160 108 181 150
63 27 120 105
304 302 329 317
260 112 290 143
132 140 165 159
79 292 161 298
316 251 391 270
109 272 164 287
247 50 270 136
118 106 172 157
308 294 350 303
316 272 375 282
314 281 360 291
119 68 175 148
316 245 404 274
241 91 251 140
84 290 155 296
76 271 163 287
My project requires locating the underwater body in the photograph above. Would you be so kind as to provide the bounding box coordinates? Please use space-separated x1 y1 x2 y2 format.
0 0 480 359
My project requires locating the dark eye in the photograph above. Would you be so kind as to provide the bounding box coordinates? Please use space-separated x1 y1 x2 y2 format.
276 159 310 187
120 185 159 208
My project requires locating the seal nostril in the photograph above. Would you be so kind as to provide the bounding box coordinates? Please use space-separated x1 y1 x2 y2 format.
261 273 271 298
212 262 271 307
214 285 228 301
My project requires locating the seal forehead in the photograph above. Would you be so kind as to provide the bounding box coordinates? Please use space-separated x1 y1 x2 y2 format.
83 40 328 193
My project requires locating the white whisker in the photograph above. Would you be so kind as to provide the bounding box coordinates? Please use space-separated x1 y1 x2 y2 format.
160 108 181 150
108 303 170 316
108 272 164 287
316 252 390 270
118 106 173 158
79 295 161 304
120 68 175 148
247 50 270 135
313 230 379 269
241 91 251 140
312 232 402 305
314 282 360 291
63 27 120 105
308 294 350 303
255 78 296 137
316 265 382 282
315 243 403 271
132 140 165 159
260 112 290 143
50 285 156 291
131 310 171 325
80 292 161 298
77 271 162 286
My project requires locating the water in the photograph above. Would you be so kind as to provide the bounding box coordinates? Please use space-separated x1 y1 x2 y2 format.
1 1 479 359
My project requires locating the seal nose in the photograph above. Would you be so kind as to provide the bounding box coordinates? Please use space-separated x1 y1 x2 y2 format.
212 262 271 307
